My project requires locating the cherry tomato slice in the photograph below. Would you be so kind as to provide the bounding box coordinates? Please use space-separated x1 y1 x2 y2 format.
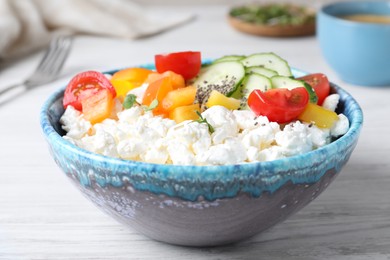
297 73 330 105
63 71 116 110
248 87 309 123
155 51 201 80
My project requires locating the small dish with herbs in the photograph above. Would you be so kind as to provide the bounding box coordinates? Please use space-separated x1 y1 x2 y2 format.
228 3 316 37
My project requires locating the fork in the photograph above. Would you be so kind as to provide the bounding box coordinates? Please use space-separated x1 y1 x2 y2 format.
0 35 72 97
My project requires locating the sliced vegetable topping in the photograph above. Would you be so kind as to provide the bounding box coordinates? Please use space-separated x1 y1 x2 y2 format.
212 55 245 63
230 72 272 108
206 90 241 110
192 61 245 106
142 77 173 115
245 66 278 78
162 85 197 112
271 76 318 104
169 104 201 123
110 67 153 99
298 103 339 128
240 52 292 77
155 51 201 80
297 73 330 105
81 88 115 124
248 87 309 123
62 51 342 132
146 71 185 90
63 71 116 111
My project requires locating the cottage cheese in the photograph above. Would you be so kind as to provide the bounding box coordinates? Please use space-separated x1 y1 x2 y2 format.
60 94 349 165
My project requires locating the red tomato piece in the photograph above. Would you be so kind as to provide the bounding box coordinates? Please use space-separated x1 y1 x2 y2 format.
63 71 116 110
297 73 330 105
155 51 201 80
248 87 309 124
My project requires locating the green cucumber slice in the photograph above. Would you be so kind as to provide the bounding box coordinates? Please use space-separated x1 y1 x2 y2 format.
271 76 318 103
240 52 292 77
245 66 278 78
213 55 246 63
193 61 245 105
230 73 272 109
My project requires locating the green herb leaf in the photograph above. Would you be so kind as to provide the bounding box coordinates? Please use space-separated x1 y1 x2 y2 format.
123 94 138 109
194 111 215 133
144 99 159 111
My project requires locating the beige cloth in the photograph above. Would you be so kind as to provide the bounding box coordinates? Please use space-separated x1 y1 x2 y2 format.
0 0 194 59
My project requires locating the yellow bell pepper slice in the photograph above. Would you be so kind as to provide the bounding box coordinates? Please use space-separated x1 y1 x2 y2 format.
298 103 339 128
110 79 136 99
205 90 241 110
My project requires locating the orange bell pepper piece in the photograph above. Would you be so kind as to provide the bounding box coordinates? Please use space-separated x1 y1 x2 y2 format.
111 67 153 98
162 85 197 112
146 71 185 90
169 104 201 123
82 89 114 124
142 77 173 115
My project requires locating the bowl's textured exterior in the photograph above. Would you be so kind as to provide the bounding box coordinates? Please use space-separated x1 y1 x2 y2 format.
40 67 363 246
318 1 390 86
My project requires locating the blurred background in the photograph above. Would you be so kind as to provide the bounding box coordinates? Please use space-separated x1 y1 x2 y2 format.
135 0 341 5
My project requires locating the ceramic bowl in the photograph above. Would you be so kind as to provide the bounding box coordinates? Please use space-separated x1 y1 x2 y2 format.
40 67 363 247
317 1 390 86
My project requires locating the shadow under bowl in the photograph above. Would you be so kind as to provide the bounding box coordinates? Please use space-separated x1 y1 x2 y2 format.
40 67 363 247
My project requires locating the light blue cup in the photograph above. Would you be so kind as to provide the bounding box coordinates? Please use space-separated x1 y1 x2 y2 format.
317 1 390 86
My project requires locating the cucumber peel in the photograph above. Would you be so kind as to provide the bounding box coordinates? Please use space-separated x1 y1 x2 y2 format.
213 55 246 63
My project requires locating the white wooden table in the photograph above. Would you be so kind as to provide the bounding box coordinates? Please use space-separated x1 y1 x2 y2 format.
1 5 389 260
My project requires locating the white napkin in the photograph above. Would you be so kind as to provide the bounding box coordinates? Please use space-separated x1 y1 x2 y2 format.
0 0 194 60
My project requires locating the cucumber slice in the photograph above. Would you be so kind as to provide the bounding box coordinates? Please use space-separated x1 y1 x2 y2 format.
230 73 272 109
193 61 245 105
271 76 318 103
240 52 292 77
302 82 319 104
231 73 272 98
213 55 246 63
245 66 278 78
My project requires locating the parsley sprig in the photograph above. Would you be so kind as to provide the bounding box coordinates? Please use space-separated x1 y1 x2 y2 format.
123 94 138 109
144 99 159 111
123 94 159 111
194 111 215 133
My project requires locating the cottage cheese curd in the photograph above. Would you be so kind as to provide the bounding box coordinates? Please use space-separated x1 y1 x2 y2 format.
60 93 349 166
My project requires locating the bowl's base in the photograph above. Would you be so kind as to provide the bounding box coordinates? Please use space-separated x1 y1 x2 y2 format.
67 169 338 247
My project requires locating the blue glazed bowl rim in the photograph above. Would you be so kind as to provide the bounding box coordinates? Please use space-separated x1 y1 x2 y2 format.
319 1 390 27
40 65 363 182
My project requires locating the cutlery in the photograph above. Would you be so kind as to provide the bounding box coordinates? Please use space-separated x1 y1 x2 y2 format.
0 35 72 101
